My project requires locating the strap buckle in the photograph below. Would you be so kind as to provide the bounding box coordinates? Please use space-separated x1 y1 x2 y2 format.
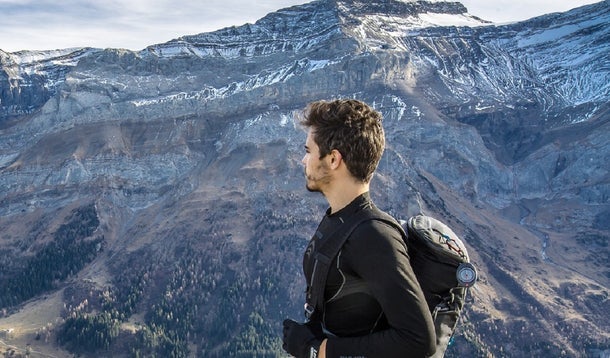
304 303 315 319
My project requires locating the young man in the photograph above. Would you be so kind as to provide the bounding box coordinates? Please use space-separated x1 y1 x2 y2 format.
282 99 436 357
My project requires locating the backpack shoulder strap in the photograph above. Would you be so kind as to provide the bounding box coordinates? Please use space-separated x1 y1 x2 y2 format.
304 206 404 321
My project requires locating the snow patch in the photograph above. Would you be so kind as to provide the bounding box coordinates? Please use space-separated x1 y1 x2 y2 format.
418 12 489 28
516 17 608 48
130 58 337 108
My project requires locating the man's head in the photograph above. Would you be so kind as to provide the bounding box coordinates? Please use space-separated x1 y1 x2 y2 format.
299 99 385 187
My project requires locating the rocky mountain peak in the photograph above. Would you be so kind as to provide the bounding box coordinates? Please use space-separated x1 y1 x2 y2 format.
143 0 487 59
335 0 469 16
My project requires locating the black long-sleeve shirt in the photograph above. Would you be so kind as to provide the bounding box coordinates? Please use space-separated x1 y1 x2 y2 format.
303 193 435 357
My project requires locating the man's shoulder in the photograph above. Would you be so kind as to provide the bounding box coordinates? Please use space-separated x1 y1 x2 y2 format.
353 216 402 235
340 217 407 262
348 214 405 244
353 205 402 233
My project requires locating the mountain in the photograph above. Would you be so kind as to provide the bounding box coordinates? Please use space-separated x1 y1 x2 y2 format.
0 0 608 356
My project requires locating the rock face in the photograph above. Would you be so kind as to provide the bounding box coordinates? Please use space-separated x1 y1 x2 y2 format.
0 0 608 356
0 48 97 121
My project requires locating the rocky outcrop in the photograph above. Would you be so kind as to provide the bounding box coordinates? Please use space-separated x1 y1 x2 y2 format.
0 48 98 121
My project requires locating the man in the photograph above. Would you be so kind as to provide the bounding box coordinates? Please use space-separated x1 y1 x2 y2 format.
282 99 436 357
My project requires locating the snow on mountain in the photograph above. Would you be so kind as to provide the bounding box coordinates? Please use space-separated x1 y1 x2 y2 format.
144 0 489 60
0 48 99 118
3 0 606 124
143 1 342 59
506 2 610 110
0 48 99 92
136 0 609 124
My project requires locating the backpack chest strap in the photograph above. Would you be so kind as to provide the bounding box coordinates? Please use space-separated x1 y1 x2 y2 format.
304 207 402 321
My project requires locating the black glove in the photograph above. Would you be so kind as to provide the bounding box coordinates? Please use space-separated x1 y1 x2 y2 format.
282 319 324 358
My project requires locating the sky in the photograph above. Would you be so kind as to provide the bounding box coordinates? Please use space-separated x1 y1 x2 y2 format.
0 0 602 52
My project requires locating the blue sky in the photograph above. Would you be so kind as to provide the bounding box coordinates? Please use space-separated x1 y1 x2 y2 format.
0 0 601 52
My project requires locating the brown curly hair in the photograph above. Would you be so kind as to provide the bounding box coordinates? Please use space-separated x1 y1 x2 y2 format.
299 99 385 183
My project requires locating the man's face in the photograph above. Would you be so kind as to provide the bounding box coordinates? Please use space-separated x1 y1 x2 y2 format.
302 129 331 193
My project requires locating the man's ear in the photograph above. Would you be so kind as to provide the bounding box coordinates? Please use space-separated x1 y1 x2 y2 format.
329 149 342 169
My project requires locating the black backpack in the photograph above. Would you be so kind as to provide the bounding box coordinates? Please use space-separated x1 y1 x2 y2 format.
304 207 477 357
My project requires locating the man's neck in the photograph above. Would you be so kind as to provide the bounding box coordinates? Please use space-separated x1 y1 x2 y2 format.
325 181 369 214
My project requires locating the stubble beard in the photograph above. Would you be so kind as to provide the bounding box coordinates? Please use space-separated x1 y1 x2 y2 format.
304 169 331 194
305 181 320 193
304 172 320 193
